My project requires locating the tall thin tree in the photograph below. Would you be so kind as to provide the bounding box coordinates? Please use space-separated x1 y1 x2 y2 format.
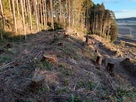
16 0 20 16
43 0 47 29
59 0 62 24
8 0 12 15
68 0 71 27
34 0 39 31
20 0 26 39
11 0 17 33
27 0 33 32
50 0 54 30
0 0 4 40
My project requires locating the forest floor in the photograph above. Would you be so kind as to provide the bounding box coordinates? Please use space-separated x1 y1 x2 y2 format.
0 29 136 102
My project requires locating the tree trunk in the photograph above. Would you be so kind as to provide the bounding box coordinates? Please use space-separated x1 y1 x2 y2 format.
59 0 62 24
106 63 115 74
0 0 4 40
66 0 68 26
43 0 47 29
23 0 26 17
34 0 39 32
37 3 40 30
16 0 20 16
50 0 54 30
96 56 102 65
11 0 17 33
8 0 12 15
68 0 71 27
85 36 89 44
72 9 74 27
20 0 26 39
85 0 88 31
40 0 43 25
27 0 33 32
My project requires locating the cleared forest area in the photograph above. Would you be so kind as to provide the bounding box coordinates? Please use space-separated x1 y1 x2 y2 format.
0 0 136 102
0 29 136 101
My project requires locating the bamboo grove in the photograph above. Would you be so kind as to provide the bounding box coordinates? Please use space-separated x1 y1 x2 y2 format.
0 0 118 42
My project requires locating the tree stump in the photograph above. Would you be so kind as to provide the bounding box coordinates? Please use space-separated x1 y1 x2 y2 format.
124 58 130 61
102 57 107 67
96 56 102 65
6 43 12 48
106 63 115 74
41 55 58 63
58 42 63 46
95 49 98 53
85 36 89 44
63 33 69 38
0 49 4 54
54 34 59 41
50 35 58 45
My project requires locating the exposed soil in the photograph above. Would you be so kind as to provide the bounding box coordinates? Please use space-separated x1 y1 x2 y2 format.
0 29 136 102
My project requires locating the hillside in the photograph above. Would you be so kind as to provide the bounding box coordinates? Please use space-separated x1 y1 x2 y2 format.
0 29 136 102
117 17 136 21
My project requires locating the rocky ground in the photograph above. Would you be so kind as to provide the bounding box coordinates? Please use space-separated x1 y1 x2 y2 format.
0 29 136 102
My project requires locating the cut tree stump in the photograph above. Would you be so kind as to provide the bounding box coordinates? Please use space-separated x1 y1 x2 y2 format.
29 69 45 91
64 34 69 38
106 63 115 74
41 54 58 63
32 74 45 83
58 42 63 46
95 49 98 53
85 36 89 44
54 34 57 39
102 57 107 67
6 43 12 48
0 49 4 54
124 58 130 61
50 35 58 45
96 56 102 65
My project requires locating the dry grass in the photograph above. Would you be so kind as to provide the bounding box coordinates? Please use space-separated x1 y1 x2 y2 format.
0 30 136 102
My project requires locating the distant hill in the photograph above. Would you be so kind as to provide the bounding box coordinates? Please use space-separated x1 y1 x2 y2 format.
117 17 136 21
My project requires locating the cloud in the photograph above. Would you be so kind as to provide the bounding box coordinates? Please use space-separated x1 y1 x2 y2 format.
114 10 129 13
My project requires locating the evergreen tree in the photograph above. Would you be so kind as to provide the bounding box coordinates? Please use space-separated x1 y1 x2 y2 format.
89 3 118 42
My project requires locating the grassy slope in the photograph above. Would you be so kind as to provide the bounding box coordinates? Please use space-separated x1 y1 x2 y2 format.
0 29 136 102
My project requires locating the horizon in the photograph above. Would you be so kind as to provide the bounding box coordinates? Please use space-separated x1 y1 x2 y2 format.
117 16 136 19
94 0 136 19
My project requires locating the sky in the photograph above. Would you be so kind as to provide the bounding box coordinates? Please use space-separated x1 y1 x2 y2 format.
93 0 136 18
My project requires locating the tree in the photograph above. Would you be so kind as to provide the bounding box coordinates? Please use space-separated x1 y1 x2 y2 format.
50 0 54 30
20 0 26 39
44 0 47 29
34 0 39 32
110 22 118 42
27 0 33 32
89 3 118 42
11 0 17 33
0 0 4 40
68 0 71 27
16 0 20 16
